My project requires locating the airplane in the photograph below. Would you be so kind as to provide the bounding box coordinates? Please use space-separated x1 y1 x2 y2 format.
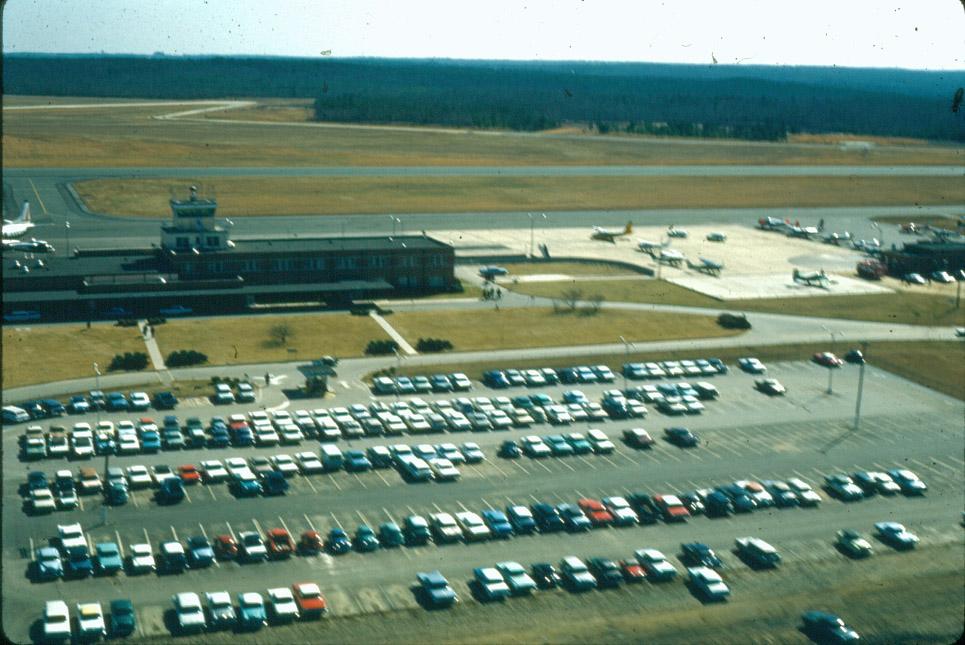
591 222 633 243
851 238 881 254
822 231 852 246
637 239 669 256
2 201 35 239
757 216 788 231
1 238 55 253
786 225 820 239
657 249 686 266
479 266 509 280
792 268 830 287
687 257 724 276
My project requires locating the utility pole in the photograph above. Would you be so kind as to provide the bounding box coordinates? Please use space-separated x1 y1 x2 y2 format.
95 362 110 525
821 325 841 394
619 336 630 392
853 341 868 431
65 220 71 257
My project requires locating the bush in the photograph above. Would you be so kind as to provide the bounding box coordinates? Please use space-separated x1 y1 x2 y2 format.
115 319 139 327
166 350 208 367
717 313 752 329
365 339 399 356
107 352 148 371
416 338 453 353
147 317 167 326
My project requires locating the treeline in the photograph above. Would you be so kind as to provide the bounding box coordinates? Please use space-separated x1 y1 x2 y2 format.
4 54 963 141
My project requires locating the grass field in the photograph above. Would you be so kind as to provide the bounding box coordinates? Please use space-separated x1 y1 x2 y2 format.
500 261 641 277
392 340 964 400
2 324 148 388
5 98 963 168
74 174 965 217
153 313 390 367
874 214 963 232
385 307 742 353
509 279 965 327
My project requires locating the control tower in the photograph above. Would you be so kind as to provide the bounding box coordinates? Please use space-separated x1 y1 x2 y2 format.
160 185 232 252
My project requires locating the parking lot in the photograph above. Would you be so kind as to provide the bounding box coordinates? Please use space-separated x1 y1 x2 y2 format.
3 357 963 642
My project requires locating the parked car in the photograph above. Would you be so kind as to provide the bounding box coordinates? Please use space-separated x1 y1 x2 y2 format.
417 570 458 607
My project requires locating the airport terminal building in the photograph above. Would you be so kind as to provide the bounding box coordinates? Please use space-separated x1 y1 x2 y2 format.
3 188 456 321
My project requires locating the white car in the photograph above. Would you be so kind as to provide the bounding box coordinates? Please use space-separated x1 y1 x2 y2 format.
31 489 57 514
43 600 71 641
116 433 141 455
454 511 491 541
874 522 920 549
125 465 153 488
213 383 235 405
58 523 87 550
172 592 206 632
129 543 156 573
475 567 511 601
635 548 678 581
495 561 537 594
587 428 615 453
688 566 730 600
255 426 280 446
76 602 107 639
278 424 304 444
450 372 473 390
225 457 251 477
247 411 269 424
271 454 300 477
70 429 95 459
205 591 237 628
602 496 638 525
267 587 300 621
296 452 325 475
239 531 268 560
522 435 552 458
430 512 463 543
786 477 822 506
428 457 461 482
200 460 229 483
129 392 151 410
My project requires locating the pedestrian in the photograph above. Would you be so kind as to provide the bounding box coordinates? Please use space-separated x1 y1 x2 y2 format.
265 372 271 386
818 218 825 232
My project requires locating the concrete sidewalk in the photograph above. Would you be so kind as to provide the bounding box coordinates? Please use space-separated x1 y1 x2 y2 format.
369 311 417 355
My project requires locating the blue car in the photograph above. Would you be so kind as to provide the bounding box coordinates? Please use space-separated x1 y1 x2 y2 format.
237 592 267 630
27 470 48 492
378 522 405 547
68 395 91 414
106 481 128 505
35 547 64 580
96 542 124 575
344 450 372 472
232 476 262 497
95 433 116 455
262 471 289 496
481 509 513 539
355 525 380 552
110 599 136 637
41 399 66 416
140 430 161 453
106 392 129 411
157 477 185 503
327 528 352 554
65 545 94 578
483 370 510 388
209 428 230 448
186 536 215 567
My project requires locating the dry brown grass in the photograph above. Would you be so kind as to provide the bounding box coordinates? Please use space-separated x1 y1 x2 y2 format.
2 324 148 388
788 132 934 146
4 98 963 167
500 261 640 277
385 307 742 352
153 313 390 367
74 174 965 217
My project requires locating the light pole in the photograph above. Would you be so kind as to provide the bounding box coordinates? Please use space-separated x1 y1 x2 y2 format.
94 362 110 525
619 336 633 392
65 220 71 257
528 213 546 258
853 341 868 431
821 325 842 394
390 215 397 236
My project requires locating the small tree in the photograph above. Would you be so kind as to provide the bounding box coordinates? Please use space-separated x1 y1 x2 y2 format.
584 293 605 315
560 288 583 311
269 323 293 346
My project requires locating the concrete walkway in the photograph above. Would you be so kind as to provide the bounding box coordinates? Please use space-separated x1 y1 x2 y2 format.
369 311 417 355
139 320 169 374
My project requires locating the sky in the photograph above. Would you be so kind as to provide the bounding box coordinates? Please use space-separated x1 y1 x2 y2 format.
3 0 963 70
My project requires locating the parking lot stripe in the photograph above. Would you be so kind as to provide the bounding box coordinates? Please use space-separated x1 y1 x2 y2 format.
909 457 958 483
599 454 620 469
329 512 343 529
659 449 683 463
303 513 317 531
205 485 217 500
251 518 265 536
487 460 509 478
528 494 541 504
181 485 192 503
700 444 723 459
531 458 555 473
328 474 343 491
353 473 368 489
612 448 639 466
224 521 236 541
128 491 138 508
170 526 179 542
574 490 587 499
576 455 597 470
927 456 960 475
456 500 471 513
556 458 577 472
373 470 392 487
303 475 318 493
431 502 445 514
28 537 34 558
278 515 292 536
509 459 531 475
114 530 125 558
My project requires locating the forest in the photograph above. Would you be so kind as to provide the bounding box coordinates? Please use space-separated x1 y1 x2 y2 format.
4 54 963 141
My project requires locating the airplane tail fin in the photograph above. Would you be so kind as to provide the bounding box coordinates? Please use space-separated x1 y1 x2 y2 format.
17 201 31 223
624 222 633 235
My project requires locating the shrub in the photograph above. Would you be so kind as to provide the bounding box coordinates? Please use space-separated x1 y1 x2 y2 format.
107 352 148 371
365 339 399 355
717 313 752 329
147 317 167 326
115 319 139 327
416 338 453 352
166 350 208 367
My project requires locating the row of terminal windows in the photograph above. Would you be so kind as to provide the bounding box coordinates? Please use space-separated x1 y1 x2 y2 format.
180 253 450 275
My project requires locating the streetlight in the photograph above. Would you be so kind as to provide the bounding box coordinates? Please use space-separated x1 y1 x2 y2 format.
64 220 71 257
853 341 868 431
528 213 546 258
619 336 633 391
389 215 397 236
821 325 842 394
94 362 110 525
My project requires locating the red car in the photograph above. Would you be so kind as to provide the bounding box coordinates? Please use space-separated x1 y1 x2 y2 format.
266 528 295 558
812 352 843 368
577 498 614 527
178 464 201 485
299 530 323 553
213 534 238 560
292 582 327 618
653 494 691 522
620 559 646 582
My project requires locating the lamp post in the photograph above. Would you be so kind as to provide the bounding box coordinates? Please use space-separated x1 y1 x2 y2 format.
390 215 397 236
94 362 110 525
64 220 71 257
853 341 868 431
528 213 546 258
821 325 842 394
619 336 633 392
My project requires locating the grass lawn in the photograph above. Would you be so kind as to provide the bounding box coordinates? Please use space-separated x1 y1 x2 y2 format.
873 214 963 232
153 313 390 367
74 175 965 217
6 100 963 168
500 261 641 277
510 279 965 327
392 340 963 401
385 307 742 353
2 324 148 388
